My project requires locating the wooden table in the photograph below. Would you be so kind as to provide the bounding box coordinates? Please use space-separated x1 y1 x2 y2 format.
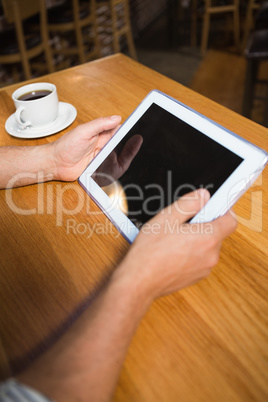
0 54 268 401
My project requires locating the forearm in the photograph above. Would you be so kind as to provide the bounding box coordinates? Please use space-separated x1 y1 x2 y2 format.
16 190 237 401
0 145 57 189
18 265 151 402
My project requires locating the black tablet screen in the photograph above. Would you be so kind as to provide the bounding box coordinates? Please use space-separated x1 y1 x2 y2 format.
94 103 243 226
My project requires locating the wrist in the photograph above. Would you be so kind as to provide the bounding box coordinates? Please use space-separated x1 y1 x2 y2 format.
42 142 60 182
112 256 154 312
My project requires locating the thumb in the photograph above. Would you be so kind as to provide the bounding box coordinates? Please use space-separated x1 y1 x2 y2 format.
83 115 122 136
169 189 211 224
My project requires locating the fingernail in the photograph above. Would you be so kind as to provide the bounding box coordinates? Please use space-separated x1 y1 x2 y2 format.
111 115 121 120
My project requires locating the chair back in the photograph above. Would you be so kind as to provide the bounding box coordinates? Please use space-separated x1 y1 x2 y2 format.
2 0 40 24
0 0 54 81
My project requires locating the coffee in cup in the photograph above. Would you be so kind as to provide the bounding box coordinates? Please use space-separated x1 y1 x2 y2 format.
12 82 58 129
18 90 53 102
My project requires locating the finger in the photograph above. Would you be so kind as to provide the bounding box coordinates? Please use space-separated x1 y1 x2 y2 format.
80 116 122 139
164 189 211 224
210 210 238 240
95 124 123 151
110 123 122 137
118 135 143 171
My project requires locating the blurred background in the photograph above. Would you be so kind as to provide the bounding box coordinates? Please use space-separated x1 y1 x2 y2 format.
0 0 267 126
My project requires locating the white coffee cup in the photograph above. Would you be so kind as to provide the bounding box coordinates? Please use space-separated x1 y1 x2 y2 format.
12 82 59 129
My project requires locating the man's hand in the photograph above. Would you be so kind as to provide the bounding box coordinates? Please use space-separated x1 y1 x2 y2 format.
116 189 237 303
0 116 126 189
50 116 123 182
17 189 237 402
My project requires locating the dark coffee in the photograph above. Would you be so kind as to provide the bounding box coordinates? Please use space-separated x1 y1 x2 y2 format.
18 90 52 101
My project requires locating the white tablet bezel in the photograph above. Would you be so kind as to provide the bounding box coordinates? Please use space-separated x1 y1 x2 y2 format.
79 90 268 243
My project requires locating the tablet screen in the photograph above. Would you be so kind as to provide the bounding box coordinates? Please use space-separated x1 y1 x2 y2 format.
93 103 244 227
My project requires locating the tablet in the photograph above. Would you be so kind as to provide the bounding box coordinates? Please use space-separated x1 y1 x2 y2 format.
79 90 268 243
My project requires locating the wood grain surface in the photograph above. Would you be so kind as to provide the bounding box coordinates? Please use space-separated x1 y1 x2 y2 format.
0 54 267 401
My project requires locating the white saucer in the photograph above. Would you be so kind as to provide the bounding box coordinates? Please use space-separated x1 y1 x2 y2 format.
5 102 77 139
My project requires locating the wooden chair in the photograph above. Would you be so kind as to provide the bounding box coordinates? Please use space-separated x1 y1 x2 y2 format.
0 0 54 82
47 0 101 66
108 0 137 59
191 0 240 56
97 0 137 60
242 0 263 53
242 3 268 127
